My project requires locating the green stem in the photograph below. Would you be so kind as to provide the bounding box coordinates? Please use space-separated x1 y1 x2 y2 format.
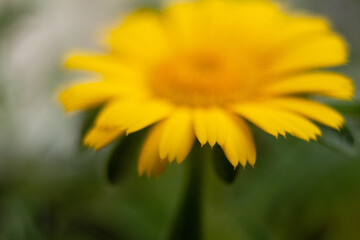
168 144 203 240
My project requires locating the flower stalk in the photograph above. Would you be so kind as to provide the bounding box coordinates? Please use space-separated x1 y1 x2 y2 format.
168 144 203 240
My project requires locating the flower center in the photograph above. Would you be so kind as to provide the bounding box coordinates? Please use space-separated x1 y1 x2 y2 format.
149 50 258 106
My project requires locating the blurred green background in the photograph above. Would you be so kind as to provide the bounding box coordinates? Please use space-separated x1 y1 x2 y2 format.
0 0 359 239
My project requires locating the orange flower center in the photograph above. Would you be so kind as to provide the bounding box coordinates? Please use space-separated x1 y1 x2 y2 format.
149 49 260 106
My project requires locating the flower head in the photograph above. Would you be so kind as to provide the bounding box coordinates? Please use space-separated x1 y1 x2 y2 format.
59 0 353 177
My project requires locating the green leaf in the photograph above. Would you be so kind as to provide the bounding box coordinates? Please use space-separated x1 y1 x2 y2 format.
107 130 146 184
337 125 355 146
80 107 102 140
318 125 355 155
212 144 240 184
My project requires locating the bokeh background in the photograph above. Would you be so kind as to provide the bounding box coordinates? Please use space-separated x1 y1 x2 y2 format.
0 0 359 239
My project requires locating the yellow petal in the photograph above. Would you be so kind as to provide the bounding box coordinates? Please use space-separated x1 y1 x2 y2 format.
95 100 173 134
192 106 256 167
222 117 256 168
165 0 282 49
165 1 203 48
193 107 230 147
261 98 345 130
268 34 347 74
64 51 144 80
233 104 322 141
59 81 125 111
265 16 330 50
261 72 354 100
159 109 194 164
84 127 123 151
138 123 168 177
104 11 169 63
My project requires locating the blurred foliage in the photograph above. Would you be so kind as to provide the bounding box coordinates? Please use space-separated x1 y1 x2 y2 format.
0 1 30 38
0 0 359 240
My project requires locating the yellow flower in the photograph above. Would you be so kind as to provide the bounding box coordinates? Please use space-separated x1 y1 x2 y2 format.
59 0 353 177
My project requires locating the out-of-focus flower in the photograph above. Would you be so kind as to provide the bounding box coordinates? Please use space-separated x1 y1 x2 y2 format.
59 0 353 177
